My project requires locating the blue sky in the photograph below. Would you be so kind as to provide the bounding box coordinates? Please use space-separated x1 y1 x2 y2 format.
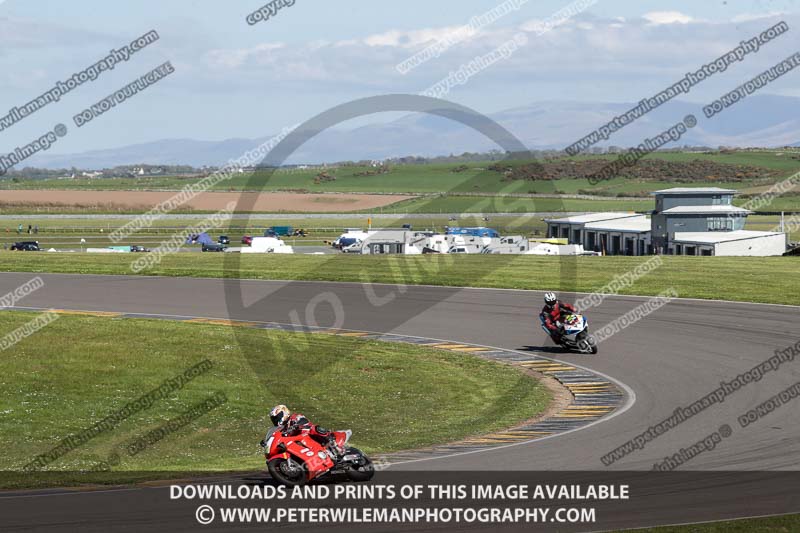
1 0 799 154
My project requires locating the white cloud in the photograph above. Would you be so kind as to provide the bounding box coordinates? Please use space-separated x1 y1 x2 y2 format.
183 11 799 97
206 42 285 69
361 26 472 48
642 11 694 25
0 16 110 49
731 11 785 23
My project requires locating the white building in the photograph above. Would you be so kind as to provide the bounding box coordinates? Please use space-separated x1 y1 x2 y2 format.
545 188 787 256
583 216 652 256
545 213 642 240
672 230 786 256
545 213 649 255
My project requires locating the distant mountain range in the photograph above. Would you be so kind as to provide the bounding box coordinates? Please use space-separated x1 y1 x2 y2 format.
23 94 800 170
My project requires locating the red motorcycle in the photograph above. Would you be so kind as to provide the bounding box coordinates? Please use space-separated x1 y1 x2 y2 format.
261 426 375 485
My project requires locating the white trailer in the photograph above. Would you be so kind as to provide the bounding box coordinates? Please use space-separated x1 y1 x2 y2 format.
524 243 588 255
241 237 294 254
420 234 491 254
482 236 530 254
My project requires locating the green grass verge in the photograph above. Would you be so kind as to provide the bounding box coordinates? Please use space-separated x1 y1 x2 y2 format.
626 513 800 532
0 253 798 306
0 311 549 489
376 195 651 213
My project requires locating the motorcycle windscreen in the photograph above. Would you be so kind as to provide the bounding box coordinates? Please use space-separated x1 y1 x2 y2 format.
564 314 585 333
263 426 278 451
333 429 352 448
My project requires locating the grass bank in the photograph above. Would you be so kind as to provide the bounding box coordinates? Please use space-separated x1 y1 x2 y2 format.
0 253 797 306
628 513 800 532
4 151 797 195
0 311 549 488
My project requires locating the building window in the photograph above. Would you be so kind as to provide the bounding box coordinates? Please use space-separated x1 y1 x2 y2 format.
707 217 734 231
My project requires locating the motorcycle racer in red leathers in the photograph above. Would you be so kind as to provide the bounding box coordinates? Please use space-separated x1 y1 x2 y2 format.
263 405 344 457
540 292 578 345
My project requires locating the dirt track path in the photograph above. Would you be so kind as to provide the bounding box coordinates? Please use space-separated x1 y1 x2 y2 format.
0 190 414 212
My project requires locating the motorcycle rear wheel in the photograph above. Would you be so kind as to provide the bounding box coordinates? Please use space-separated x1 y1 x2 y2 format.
268 457 307 486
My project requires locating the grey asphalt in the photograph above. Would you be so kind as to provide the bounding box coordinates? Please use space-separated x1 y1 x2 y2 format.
1 272 799 531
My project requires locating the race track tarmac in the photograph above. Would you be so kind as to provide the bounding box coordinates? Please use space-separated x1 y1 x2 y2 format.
1 272 799 532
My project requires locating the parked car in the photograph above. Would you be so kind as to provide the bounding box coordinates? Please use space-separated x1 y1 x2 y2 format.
202 243 227 252
130 245 150 252
218 235 230 245
11 241 40 251
242 235 253 245
341 240 363 253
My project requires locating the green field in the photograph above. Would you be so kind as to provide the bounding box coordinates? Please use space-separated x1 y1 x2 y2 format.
2 149 799 215
0 253 798 306
0 311 549 488
4 152 799 201
376 195 651 214
641 150 800 170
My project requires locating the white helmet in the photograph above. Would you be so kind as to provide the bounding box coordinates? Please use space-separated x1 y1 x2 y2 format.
269 404 290 426
544 292 557 307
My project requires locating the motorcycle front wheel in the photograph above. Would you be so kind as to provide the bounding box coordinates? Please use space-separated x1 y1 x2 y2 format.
585 334 599 354
343 448 375 482
268 457 307 486
576 332 598 355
